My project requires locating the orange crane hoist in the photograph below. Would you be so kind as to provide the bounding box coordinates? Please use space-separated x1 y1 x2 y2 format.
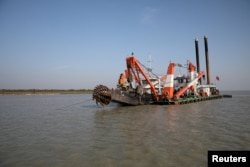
125 56 159 101
123 54 206 103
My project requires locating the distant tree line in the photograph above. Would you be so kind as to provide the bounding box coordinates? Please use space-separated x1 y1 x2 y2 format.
0 89 93 95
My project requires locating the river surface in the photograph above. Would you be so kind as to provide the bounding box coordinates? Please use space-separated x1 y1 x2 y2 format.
0 91 249 167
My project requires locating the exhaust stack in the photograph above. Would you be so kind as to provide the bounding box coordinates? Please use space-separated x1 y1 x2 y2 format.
195 38 201 84
204 36 210 85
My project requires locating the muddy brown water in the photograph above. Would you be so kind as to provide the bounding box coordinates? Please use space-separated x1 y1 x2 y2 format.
0 91 249 166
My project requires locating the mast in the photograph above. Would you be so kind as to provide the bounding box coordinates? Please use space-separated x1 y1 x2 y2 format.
147 53 152 72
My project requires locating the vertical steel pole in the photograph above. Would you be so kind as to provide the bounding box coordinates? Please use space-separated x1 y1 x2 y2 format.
204 36 210 85
195 38 201 84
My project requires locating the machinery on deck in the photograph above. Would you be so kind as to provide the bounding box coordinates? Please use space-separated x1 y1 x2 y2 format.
93 36 223 106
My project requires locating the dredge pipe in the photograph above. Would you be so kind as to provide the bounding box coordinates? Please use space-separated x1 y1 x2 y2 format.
204 36 210 85
195 38 201 84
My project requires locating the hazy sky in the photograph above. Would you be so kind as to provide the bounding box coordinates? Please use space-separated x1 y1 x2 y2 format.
0 0 249 90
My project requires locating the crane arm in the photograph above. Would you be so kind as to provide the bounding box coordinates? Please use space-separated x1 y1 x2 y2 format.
126 56 159 101
174 71 205 99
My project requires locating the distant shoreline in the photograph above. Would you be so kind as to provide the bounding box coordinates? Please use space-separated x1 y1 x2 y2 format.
0 89 93 95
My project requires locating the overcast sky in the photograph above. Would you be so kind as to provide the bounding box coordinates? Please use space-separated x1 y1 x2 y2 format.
0 0 249 90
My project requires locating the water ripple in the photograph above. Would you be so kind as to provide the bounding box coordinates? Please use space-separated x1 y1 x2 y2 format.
0 94 249 166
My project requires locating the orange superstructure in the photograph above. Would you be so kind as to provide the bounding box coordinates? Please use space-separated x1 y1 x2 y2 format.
162 63 176 99
120 53 208 103
108 52 220 105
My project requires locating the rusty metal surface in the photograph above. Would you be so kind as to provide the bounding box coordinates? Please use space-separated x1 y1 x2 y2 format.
92 85 111 106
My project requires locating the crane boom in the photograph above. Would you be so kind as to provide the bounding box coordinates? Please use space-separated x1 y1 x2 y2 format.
174 71 205 99
126 56 159 101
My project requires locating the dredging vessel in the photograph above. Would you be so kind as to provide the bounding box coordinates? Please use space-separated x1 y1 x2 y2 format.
93 36 230 106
